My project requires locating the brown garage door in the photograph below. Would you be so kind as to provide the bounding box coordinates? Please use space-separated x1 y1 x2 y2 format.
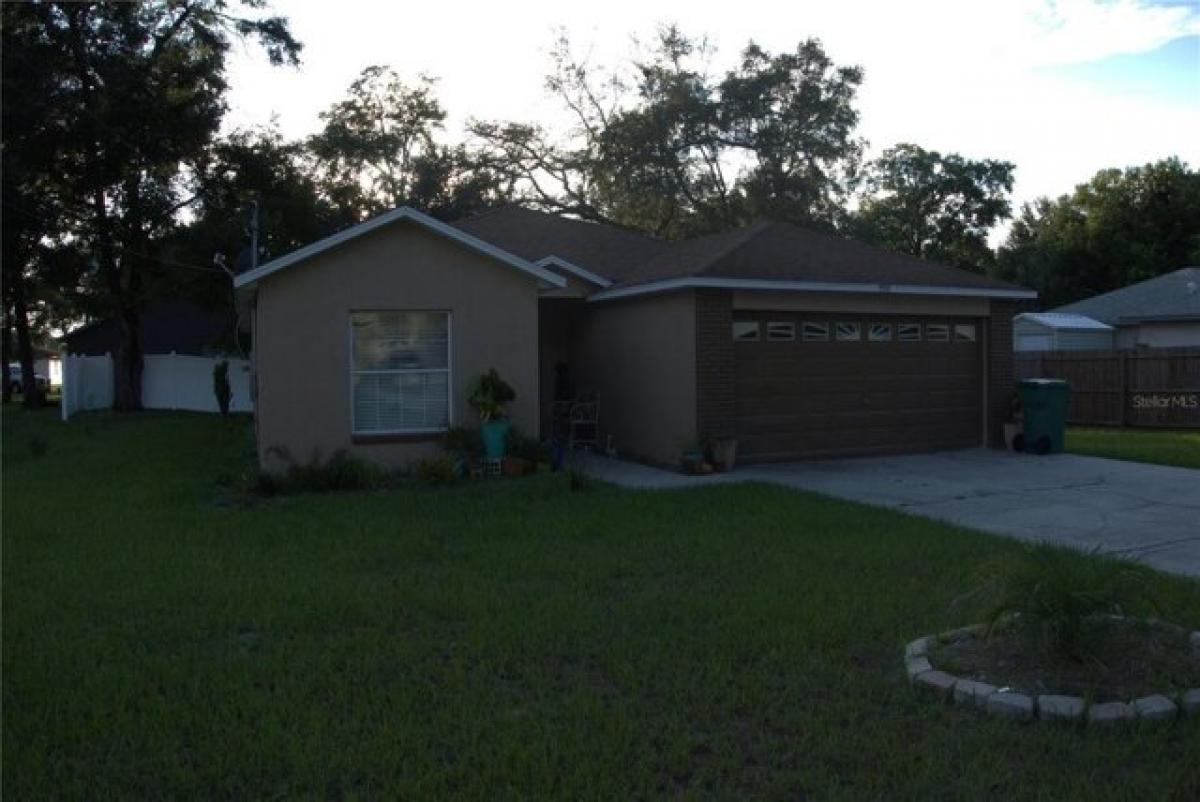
733 312 984 461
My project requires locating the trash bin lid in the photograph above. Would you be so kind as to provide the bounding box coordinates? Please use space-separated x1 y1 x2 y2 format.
1019 378 1069 387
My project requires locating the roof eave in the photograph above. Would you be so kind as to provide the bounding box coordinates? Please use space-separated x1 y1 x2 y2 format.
232 206 567 290
587 277 1037 303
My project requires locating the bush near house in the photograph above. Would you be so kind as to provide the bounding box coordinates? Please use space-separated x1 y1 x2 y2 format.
3 409 1199 800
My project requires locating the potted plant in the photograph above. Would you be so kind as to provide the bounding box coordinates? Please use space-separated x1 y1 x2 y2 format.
1003 391 1024 451
468 368 516 461
679 439 713 475
710 436 738 472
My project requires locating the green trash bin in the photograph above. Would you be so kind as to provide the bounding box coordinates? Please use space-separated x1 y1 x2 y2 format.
1017 379 1070 455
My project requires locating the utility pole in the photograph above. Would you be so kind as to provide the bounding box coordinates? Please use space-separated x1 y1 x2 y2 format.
249 199 260 271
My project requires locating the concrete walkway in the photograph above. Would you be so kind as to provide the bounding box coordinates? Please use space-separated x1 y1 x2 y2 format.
574 449 1200 579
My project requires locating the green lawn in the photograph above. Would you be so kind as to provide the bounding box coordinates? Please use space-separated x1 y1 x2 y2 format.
1067 426 1200 469
3 409 1199 800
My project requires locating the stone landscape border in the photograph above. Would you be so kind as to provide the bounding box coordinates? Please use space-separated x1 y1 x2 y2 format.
904 625 1200 726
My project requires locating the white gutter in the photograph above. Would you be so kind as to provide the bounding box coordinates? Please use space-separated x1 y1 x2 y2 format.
587 276 1037 302
233 206 567 290
534 255 613 288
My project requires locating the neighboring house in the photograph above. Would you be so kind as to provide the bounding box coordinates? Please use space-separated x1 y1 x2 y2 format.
1012 312 1114 352
1049 267 1200 349
234 206 1035 471
61 299 237 357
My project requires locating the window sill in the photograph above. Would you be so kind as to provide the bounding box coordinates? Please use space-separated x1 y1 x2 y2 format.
352 432 445 445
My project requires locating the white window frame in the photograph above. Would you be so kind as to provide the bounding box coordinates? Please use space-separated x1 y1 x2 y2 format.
835 321 861 342
767 321 796 342
349 310 453 435
868 322 893 342
733 321 760 342
802 321 830 341
898 323 922 342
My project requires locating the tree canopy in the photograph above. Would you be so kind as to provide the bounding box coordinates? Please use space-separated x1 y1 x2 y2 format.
850 144 1015 272
993 158 1200 307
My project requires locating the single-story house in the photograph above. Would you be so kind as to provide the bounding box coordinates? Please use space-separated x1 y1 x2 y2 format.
233 206 1035 471
1048 267 1200 349
1012 312 1114 352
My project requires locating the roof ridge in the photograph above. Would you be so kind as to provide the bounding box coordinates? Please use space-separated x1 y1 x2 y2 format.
692 221 774 277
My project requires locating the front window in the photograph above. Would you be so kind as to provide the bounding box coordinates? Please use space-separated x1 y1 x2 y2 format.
351 311 450 434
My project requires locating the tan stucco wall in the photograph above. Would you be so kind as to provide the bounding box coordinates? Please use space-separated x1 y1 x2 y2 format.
572 292 697 464
732 290 990 316
254 221 540 472
1116 322 1200 349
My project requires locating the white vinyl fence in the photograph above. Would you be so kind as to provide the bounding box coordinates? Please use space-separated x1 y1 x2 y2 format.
62 352 252 420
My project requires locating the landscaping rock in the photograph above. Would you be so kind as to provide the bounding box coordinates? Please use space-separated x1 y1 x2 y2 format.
986 691 1034 720
952 679 997 709
1131 694 1177 722
913 670 957 698
905 637 931 659
1037 694 1084 722
1180 689 1200 718
905 656 933 683
1088 701 1134 726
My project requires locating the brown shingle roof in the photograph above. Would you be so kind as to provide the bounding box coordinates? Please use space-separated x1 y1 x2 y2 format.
452 207 671 282
453 206 1029 295
615 221 1023 292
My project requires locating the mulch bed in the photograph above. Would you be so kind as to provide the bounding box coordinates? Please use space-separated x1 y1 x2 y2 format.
932 619 1199 702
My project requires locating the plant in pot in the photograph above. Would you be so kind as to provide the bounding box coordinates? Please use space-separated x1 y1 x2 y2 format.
468 368 516 461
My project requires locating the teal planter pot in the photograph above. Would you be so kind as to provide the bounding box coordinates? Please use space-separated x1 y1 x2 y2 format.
481 420 510 460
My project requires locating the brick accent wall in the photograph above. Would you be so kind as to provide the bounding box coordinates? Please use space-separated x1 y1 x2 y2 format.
986 300 1017 447
695 289 736 440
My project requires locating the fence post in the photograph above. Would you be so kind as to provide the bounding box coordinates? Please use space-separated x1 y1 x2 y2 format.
1118 350 1128 426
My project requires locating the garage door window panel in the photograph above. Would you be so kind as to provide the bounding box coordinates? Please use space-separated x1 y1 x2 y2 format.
733 321 760 341
954 323 977 342
898 323 922 342
802 322 830 341
836 322 861 342
868 323 893 342
767 321 796 341
926 323 950 342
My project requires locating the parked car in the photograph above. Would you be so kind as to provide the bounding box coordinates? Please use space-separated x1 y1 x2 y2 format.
7 363 49 396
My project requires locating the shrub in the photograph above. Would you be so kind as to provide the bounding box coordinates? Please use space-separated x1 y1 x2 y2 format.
467 368 515 421
567 467 588 492
415 456 458 486
507 428 549 463
442 426 482 457
213 360 232 416
261 448 389 494
972 542 1158 660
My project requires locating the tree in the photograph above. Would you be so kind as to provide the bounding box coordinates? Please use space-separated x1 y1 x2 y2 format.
994 158 1200 307
470 27 865 238
8 1 300 410
308 66 446 220
851 143 1014 271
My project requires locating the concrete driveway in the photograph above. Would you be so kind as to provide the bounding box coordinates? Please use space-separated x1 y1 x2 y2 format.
577 450 1200 579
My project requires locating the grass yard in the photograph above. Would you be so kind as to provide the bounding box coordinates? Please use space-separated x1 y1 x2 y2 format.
1067 426 1200 469
3 409 1199 800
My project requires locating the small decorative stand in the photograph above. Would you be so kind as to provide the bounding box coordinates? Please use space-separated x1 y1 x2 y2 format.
483 457 503 477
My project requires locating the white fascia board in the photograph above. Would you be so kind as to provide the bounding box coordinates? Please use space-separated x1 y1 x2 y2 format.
587 277 1037 302
534 256 613 288
233 206 566 289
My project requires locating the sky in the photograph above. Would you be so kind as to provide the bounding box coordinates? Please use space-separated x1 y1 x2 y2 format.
225 0 1200 239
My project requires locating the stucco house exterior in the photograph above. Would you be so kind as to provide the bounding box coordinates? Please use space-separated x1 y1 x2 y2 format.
234 206 1035 471
1048 267 1200 349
